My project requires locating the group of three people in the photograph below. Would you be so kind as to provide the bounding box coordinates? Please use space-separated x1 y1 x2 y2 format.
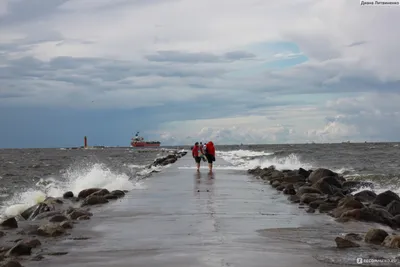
191 141 215 172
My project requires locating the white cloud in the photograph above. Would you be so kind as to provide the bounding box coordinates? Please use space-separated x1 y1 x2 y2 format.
157 92 400 144
1 0 400 145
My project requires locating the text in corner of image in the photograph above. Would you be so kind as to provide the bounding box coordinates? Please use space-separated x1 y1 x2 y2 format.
356 257 399 265
360 0 400 6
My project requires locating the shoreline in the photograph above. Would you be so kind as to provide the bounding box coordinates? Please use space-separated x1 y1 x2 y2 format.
0 150 187 267
247 165 400 264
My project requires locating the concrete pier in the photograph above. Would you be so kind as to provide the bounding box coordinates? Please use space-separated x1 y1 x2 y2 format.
26 155 353 267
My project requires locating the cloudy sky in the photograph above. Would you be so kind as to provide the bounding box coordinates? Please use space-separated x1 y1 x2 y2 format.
0 0 399 148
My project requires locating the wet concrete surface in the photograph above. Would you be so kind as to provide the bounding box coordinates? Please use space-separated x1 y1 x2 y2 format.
24 156 400 267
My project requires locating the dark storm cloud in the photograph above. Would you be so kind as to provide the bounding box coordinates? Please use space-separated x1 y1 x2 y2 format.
0 55 229 99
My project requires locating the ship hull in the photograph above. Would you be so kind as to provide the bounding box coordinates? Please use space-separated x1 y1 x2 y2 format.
131 142 161 147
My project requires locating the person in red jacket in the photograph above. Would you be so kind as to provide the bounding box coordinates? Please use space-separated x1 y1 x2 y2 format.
192 142 201 171
205 141 216 172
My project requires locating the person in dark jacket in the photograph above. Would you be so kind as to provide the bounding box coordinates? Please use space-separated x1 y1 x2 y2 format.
191 142 201 171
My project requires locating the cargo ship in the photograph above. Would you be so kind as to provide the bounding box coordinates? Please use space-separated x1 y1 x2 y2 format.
130 132 161 147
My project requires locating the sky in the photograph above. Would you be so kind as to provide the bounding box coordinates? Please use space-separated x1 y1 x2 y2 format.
1 0 400 148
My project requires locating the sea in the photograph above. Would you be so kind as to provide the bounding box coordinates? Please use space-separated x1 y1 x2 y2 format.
1 143 400 266
1 142 400 219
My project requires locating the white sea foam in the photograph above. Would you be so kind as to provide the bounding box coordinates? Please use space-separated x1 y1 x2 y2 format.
178 149 313 171
182 149 398 197
219 149 313 170
349 174 400 196
352 184 400 196
125 164 147 169
0 162 146 218
178 149 352 176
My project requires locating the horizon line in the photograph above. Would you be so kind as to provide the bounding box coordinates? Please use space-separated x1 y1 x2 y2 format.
1 140 400 149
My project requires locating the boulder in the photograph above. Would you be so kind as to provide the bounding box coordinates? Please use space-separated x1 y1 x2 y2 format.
271 181 280 188
308 168 339 184
364 228 388 245
283 184 296 195
1 261 22 267
368 204 386 210
339 207 396 228
312 179 336 195
16 224 41 236
104 194 119 200
287 195 300 203
248 166 262 175
162 157 177 165
358 207 397 228
394 214 400 226
23 239 41 248
306 207 315 213
319 203 338 213
77 215 91 220
248 167 260 175
152 154 179 166
300 193 324 204
335 236 360 248
280 175 306 184
318 176 342 189
60 221 73 229
66 208 93 220
262 170 283 181
326 194 344 204
354 190 377 203
387 200 400 217
20 204 47 220
344 233 363 241
37 223 66 237
20 197 63 220
81 195 109 206
77 188 103 199
5 241 32 256
63 191 74 199
373 190 400 207
298 167 311 178
342 181 374 192
382 235 400 248
0 217 17 229
293 182 306 189
89 189 110 197
276 184 286 191
329 196 364 218
297 186 322 196
49 215 68 223
110 190 125 198
34 211 63 220
43 196 63 205
309 200 326 209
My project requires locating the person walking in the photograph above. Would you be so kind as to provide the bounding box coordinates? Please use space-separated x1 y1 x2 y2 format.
205 141 216 173
192 142 201 171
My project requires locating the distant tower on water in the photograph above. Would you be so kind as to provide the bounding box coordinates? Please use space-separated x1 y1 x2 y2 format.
84 136 88 149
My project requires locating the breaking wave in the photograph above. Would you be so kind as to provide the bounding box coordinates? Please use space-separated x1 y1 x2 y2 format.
0 153 178 219
216 149 400 196
0 162 145 219
218 149 313 170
